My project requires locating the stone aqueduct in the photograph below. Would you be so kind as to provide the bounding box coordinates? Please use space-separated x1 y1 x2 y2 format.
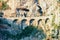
5 16 52 27
1 0 58 30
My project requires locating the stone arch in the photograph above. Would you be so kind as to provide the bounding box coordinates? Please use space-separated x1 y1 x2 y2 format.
21 19 27 30
16 8 20 17
38 19 42 25
11 19 18 28
45 18 49 24
13 19 18 23
29 19 35 25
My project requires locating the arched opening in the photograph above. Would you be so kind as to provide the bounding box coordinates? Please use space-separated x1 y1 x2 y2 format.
30 19 35 25
11 19 18 27
21 19 27 30
45 18 49 24
16 8 20 17
13 19 18 23
38 19 42 25
37 5 43 16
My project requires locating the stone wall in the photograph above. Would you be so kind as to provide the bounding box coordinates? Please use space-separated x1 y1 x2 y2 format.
1 0 60 26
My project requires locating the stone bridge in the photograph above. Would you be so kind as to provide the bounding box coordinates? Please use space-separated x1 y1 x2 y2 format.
5 16 52 27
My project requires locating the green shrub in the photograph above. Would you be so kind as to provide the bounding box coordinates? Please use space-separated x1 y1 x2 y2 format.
0 0 9 10
2 2 9 10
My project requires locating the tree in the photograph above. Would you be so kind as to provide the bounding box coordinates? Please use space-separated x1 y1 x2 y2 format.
16 25 46 40
51 14 60 39
0 0 9 10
